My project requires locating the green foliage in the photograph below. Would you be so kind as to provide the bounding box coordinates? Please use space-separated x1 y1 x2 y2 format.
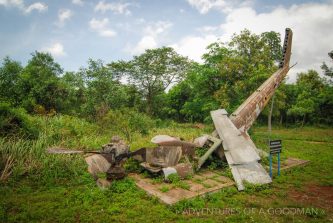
0 30 331 125
78 59 137 119
109 178 137 193
320 50 333 82
0 57 22 105
0 28 333 222
100 108 156 141
287 70 325 125
159 185 170 193
166 173 190 190
166 173 180 183
0 102 39 138
167 29 282 122
110 47 191 115
17 51 67 113
1 123 333 222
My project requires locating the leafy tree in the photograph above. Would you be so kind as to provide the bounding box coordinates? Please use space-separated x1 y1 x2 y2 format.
287 70 324 125
214 30 280 110
0 57 23 105
260 31 283 63
17 52 66 113
321 50 333 83
78 59 139 119
110 47 191 115
60 71 86 115
0 102 39 138
170 29 282 123
317 51 333 124
100 108 155 142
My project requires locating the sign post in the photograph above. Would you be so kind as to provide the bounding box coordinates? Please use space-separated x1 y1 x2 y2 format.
269 140 282 178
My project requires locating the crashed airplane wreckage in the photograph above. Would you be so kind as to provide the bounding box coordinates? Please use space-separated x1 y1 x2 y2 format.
48 28 293 191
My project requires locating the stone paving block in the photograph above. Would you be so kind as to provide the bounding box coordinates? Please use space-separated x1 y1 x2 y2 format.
129 170 234 205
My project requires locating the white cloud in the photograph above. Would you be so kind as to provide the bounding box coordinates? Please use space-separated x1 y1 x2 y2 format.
175 1 333 82
24 2 47 13
0 0 47 13
56 9 73 27
130 36 158 55
143 21 172 36
218 2 333 82
186 0 227 14
95 1 131 15
0 0 24 8
72 0 83 6
41 43 66 57
89 18 117 37
171 35 218 62
128 21 173 55
197 25 219 33
186 0 252 14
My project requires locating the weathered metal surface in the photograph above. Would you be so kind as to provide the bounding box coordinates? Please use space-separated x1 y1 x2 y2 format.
230 28 293 135
197 136 222 170
145 146 182 167
151 135 177 144
151 135 197 157
211 109 260 164
106 166 126 180
162 167 178 180
211 109 271 190
140 162 162 173
193 135 209 147
101 136 129 163
230 163 272 190
137 146 183 173
47 148 87 154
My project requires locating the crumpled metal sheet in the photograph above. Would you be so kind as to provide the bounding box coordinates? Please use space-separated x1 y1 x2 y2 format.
193 135 209 147
145 146 182 167
151 135 197 157
135 146 183 173
101 136 129 161
162 167 177 180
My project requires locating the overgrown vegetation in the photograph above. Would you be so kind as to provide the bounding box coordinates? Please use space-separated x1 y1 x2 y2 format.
1 31 332 129
0 125 332 222
0 29 332 222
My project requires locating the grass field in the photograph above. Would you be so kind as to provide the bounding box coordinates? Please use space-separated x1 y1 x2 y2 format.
0 116 332 222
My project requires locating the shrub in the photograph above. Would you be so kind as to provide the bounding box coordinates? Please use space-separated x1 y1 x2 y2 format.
100 108 156 141
0 102 39 139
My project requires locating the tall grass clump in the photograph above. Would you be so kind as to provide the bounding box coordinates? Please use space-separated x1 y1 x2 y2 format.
0 114 106 184
0 102 39 139
99 108 156 142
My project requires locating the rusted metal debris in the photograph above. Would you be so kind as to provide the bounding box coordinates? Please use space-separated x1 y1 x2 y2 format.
230 28 293 136
48 136 132 187
209 28 293 190
47 28 294 193
151 135 197 158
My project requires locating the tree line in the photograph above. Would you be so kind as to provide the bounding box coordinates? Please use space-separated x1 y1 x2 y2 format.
1 29 332 131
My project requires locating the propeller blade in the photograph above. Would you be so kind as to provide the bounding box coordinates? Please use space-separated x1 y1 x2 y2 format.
47 147 85 154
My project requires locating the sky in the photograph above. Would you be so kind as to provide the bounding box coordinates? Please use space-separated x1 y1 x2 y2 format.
0 0 332 82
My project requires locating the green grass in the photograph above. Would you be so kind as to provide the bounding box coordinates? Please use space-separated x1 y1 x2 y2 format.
0 116 332 222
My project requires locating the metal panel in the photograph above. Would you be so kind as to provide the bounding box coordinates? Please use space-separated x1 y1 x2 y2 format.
211 109 260 164
211 109 271 190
